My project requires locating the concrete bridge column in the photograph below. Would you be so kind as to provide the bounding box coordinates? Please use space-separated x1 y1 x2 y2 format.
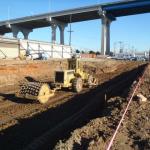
0 33 5 36
51 24 57 43
21 28 32 40
11 25 19 38
11 25 32 39
59 24 67 45
101 17 112 55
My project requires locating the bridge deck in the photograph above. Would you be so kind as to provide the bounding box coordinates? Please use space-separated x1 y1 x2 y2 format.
0 0 150 34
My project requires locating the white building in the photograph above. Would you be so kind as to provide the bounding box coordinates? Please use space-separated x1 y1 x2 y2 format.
0 36 73 59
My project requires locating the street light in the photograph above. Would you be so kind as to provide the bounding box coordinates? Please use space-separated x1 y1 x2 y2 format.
67 15 74 46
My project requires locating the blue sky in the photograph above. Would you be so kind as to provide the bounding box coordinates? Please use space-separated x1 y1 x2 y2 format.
0 0 150 52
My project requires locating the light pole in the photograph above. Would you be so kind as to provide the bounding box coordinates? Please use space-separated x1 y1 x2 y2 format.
113 42 116 55
119 41 123 53
68 15 74 46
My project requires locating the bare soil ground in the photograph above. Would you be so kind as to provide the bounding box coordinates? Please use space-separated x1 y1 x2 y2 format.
112 65 150 150
54 64 150 150
0 59 146 150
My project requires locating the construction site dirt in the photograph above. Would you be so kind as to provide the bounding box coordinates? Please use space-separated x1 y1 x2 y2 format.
0 59 149 150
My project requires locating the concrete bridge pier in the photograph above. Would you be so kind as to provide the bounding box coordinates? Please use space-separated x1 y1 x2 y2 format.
101 13 115 55
58 24 67 45
49 18 67 45
51 24 57 43
22 28 33 39
101 17 111 55
0 33 5 36
11 25 32 39
11 25 19 38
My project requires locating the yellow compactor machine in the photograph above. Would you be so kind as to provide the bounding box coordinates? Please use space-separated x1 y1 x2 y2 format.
16 58 97 104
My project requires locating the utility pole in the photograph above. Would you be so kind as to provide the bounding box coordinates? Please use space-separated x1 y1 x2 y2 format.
68 15 74 46
119 41 123 53
113 42 116 55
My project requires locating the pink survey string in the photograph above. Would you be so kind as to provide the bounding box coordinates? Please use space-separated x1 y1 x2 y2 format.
106 65 148 150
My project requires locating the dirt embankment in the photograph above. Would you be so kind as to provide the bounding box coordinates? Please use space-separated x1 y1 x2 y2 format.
0 59 68 93
0 58 138 93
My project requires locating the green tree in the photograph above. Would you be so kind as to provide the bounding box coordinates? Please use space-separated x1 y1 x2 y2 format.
109 51 114 56
75 49 80 53
96 51 100 55
89 50 95 54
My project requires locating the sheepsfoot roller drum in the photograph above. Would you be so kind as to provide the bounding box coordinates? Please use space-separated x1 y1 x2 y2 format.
72 78 83 92
87 75 98 87
16 82 54 104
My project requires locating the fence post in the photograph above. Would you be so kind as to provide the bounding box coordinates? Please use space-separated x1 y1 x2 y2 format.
18 39 20 58
62 46 63 58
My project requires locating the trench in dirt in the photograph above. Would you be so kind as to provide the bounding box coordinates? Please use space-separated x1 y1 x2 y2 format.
0 64 147 150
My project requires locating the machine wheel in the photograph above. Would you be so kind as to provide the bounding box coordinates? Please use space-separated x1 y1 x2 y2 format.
87 75 98 87
72 78 83 93
88 75 94 88
38 84 54 104
16 82 55 104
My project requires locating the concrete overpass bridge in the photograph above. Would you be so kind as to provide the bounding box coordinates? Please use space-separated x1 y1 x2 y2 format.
0 0 150 55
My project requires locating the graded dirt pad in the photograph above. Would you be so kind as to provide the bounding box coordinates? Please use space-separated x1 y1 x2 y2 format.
0 59 146 150
54 64 149 150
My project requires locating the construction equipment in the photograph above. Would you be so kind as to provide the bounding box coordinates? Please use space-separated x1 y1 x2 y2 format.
16 58 97 104
16 82 55 104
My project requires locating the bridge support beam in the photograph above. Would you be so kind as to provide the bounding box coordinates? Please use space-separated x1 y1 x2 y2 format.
59 24 67 45
101 11 116 55
11 25 19 38
51 24 57 43
47 18 67 45
101 17 111 55
0 33 5 36
11 25 32 39
22 28 32 39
